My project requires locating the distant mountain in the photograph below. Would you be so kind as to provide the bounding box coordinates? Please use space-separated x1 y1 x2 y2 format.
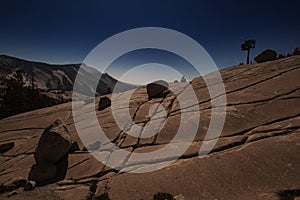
0 55 136 95
0 55 136 118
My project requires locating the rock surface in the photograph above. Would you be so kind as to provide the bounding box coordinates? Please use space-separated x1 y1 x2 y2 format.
254 49 277 63
0 56 300 199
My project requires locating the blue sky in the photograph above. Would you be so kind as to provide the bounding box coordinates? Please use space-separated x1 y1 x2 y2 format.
1 0 300 83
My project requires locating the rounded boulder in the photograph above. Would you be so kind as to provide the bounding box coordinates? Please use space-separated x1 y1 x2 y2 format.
146 80 169 99
35 119 71 164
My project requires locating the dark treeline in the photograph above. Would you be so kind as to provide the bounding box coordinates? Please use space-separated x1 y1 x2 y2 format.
0 70 68 119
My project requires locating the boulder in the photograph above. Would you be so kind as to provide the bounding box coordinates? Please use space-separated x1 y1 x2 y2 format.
254 49 277 63
146 80 169 99
98 96 111 111
0 142 14 153
23 180 36 191
35 119 71 163
292 47 300 55
28 163 57 186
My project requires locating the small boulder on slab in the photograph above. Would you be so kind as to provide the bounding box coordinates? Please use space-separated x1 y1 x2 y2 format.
146 80 169 99
254 49 277 63
29 119 71 186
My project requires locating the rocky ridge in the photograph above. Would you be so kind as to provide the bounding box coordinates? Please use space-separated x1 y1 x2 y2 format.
0 56 299 199
0 55 136 119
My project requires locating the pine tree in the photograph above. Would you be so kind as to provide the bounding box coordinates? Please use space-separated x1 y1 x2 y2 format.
241 40 256 64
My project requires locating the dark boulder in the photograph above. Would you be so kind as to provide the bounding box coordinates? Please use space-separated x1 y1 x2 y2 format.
254 49 277 63
35 119 71 163
29 119 71 186
146 80 169 99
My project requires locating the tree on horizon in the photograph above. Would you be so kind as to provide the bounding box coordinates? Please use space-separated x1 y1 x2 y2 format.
241 40 256 64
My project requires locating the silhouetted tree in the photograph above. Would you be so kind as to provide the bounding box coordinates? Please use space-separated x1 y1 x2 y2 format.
277 54 286 59
2 69 43 118
0 80 6 118
4 70 25 115
241 40 256 64
30 71 37 91
45 79 52 92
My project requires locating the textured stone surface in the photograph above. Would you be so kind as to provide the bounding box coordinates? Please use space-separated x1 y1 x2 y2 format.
0 56 300 199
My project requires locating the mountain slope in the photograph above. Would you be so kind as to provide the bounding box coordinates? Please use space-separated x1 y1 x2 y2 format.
0 55 136 118
0 55 135 94
0 56 299 199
